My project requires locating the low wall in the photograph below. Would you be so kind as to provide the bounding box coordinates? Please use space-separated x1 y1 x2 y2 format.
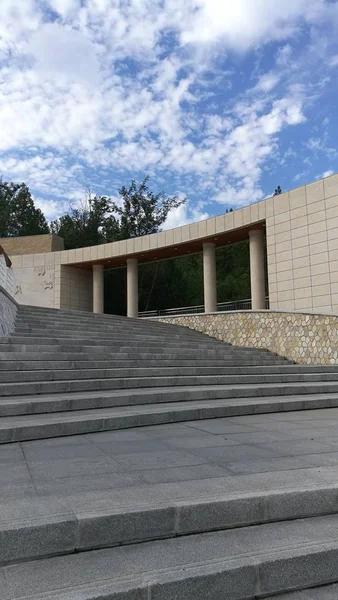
0 285 17 337
152 311 338 365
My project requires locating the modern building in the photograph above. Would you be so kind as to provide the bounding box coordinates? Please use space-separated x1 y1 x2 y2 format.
1 172 338 316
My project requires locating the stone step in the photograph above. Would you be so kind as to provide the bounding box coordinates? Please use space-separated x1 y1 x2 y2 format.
1 338 241 353
265 585 338 599
15 322 201 339
13 329 225 345
0 362 333 374
0 340 281 357
16 312 195 332
2 369 338 387
0 351 288 365
0 391 337 441
2 337 271 356
2 373 332 398
0 469 337 565
3 513 338 599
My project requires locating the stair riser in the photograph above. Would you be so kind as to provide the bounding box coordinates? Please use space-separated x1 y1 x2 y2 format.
2 485 338 566
0 339 274 359
15 320 213 333
2 339 270 356
2 371 338 386
0 353 288 365
1 341 245 354
15 326 222 345
15 317 195 333
3 376 333 398
0 363 334 373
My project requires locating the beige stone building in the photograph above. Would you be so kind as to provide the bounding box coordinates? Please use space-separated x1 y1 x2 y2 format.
2 172 338 316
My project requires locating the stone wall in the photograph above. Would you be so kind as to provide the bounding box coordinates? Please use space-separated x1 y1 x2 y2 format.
153 311 338 365
0 285 17 337
0 254 15 298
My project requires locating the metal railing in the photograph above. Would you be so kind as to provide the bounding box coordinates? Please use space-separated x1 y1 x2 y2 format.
139 297 269 318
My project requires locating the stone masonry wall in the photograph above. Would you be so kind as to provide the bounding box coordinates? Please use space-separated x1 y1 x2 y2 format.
0 285 17 337
153 311 338 365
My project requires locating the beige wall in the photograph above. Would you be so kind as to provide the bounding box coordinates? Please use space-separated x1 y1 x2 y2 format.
57 265 93 312
0 234 64 256
10 253 56 307
9 252 93 311
267 176 338 313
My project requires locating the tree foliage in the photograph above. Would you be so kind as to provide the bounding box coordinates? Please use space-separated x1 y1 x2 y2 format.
50 193 120 250
0 179 49 237
113 177 184 239
274 185 282 196
51 177 184 250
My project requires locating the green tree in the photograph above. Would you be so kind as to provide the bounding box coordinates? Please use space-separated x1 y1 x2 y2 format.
51 177 185 250
274 185 282 196
114 177 185 239
50 193 120 250
0 179 49 237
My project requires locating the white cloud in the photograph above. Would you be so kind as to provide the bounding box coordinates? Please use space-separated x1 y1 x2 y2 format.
321 170 334 178
255 73 280 93
0 0 336 217
26 23 101 86
329 54 338 67
179 0 325 50
34 197 68 220
163 202 209 229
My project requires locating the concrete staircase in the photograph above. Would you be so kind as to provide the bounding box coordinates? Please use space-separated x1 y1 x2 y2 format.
2 305 338 598
2 305 338 444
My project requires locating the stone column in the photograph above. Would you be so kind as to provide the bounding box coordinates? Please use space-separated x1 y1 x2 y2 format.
127 258 138 318
92 264 104 314
203 242 217 313
249 229 266 310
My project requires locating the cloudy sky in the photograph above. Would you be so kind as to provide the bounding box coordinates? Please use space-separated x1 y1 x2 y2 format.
1 0 338 227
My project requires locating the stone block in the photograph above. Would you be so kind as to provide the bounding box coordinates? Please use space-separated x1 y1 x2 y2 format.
77 505 176 550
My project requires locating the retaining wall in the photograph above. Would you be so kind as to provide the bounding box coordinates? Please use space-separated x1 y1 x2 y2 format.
153 311 338 365
0 285 17 337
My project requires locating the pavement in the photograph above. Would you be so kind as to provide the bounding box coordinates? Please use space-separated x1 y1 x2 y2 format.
4 406 338 501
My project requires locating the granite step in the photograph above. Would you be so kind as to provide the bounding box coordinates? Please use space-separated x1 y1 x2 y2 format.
15 312 200 333
13 321 226 339
2 375 337 398
12 330 227 345
0 337 275 357
1 391 338 442
0 469 337 565
0 342 283 358
3 513 338 599
3 382 338 416
0 363 334 374
1 370 338 387
265 584 338 599
0 352 289 365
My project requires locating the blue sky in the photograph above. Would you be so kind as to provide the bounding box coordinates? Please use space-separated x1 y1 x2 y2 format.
1 0 338 228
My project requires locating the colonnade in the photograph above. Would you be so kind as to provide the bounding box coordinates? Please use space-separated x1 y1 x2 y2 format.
92 229 266 316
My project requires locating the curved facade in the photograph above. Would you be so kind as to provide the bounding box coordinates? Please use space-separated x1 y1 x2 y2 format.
4 172 338 315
